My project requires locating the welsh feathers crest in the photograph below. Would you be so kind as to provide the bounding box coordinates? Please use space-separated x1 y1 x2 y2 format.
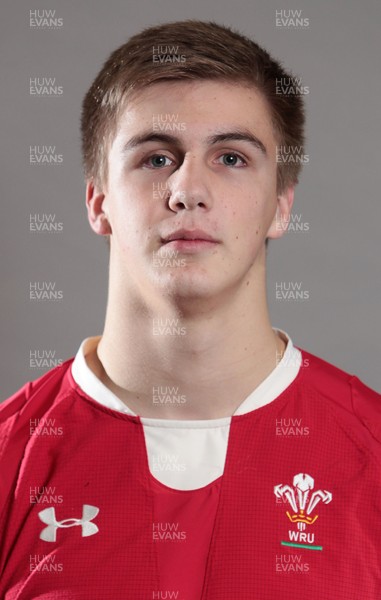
274 473 332 525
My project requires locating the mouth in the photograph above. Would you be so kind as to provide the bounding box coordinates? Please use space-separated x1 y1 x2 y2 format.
160 229 220 254
161 229 219 244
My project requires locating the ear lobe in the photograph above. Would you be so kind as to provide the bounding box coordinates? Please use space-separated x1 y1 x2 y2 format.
86 180 112 236
266 186 295 240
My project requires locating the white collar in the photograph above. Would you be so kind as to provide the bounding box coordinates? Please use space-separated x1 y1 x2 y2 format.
71 329 301 424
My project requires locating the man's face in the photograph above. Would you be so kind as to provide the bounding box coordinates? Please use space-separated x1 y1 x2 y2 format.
87 80 293 301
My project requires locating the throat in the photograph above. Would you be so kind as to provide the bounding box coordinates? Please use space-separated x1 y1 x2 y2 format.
84 331 287 420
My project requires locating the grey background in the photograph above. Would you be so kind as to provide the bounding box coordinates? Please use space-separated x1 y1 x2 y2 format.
1 0 380 400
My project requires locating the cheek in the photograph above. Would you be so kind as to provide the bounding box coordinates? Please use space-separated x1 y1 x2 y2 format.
230 189 277 248
105 190 138 247
241 211 265 243
108 186 162 252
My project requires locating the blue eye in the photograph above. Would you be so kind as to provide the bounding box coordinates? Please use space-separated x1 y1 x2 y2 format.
146 154 174 168
218 153 246 167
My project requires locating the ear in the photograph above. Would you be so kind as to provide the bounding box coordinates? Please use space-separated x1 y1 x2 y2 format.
266 185 295 240
85 180 112 236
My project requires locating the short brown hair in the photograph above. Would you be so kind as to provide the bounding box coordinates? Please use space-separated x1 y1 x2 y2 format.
81 20 305 192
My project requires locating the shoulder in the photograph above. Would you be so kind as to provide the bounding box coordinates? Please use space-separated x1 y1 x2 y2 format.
299 348 381 443
0 359 75 517
0 358 74 423
0 359 75 461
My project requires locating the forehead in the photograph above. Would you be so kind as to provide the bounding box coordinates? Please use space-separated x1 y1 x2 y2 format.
113 80 277 149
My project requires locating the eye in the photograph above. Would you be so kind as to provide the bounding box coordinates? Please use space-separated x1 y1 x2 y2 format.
144 154 174 169
216 153 247 167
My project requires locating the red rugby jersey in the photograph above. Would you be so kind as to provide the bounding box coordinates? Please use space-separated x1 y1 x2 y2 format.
0 349 380 599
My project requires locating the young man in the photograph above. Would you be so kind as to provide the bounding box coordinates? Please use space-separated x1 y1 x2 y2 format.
0 20 380 600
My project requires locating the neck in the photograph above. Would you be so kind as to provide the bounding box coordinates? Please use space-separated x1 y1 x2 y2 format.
92 258 285 419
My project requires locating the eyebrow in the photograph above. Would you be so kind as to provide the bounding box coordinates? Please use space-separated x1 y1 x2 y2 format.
121 128 267 156
122 133 178 153
206 131 267 155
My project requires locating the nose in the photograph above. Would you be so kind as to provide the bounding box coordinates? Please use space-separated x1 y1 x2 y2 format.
167 155 212 213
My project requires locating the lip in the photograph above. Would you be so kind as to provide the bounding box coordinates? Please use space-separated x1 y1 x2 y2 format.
162 239 217 253
162 229 219 243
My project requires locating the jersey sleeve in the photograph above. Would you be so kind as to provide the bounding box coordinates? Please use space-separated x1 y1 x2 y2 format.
350 375 381 444
0 382 35 536
0 363 73 530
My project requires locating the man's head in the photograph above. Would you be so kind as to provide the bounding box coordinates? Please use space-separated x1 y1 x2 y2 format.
81 20 305 193
81 21 306 305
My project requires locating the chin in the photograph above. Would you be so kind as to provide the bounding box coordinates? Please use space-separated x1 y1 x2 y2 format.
152 267 220 300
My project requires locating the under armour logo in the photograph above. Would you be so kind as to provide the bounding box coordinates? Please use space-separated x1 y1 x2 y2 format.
38 505 100 542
